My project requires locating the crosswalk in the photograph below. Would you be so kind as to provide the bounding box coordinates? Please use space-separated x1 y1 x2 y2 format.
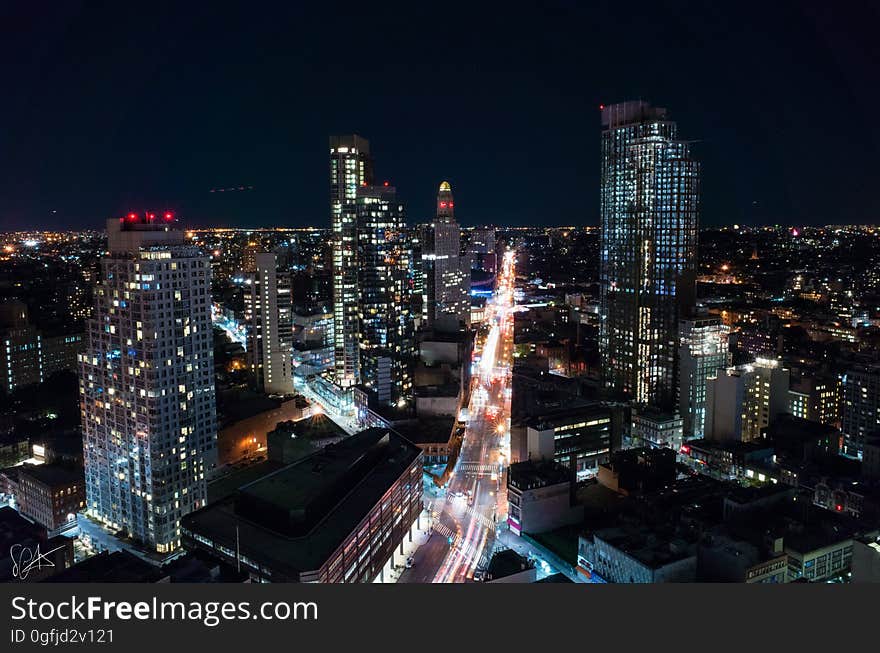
455 462 503 476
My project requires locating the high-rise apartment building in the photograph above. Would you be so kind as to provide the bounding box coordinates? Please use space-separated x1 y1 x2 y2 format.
599 101 699 409
705 359 790 443
330 134 374 386
788 374 840 427
421 181 470 328
243 252 293 394
679 316 730 438
840 364 880 457
356 184 415 405
79 215 217 553
0 300 83 392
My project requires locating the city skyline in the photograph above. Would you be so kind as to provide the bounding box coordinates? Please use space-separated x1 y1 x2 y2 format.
2 2 880 597
4 2 880 231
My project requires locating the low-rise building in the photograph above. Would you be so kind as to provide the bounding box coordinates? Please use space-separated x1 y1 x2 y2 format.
597 447 676 496
784 531 854 582
15 464 85 534
507 459 583 536
182 428 423 583
521 405 617 480
578 527 697 583
484 549 537 583
697 533 788 583
851 533 880 583
631 409 684 451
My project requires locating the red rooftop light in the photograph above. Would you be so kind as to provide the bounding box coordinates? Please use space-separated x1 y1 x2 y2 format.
383 181 389 187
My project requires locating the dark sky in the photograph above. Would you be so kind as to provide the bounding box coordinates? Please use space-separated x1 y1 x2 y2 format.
2 1 879 230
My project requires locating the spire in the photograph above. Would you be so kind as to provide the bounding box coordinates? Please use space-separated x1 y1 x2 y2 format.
437 181 454 222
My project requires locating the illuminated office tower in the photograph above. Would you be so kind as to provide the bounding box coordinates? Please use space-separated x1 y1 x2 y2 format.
330 134 374 386
79 214 217 553
421 181 470 328
243 252 293 394
599 101 699 408
679 316 730 438
356 184 415 405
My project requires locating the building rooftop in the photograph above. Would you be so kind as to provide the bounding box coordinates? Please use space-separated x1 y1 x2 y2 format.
414 383 460 398
509 459 573 491
393 417 455 445
535 572 574 583
593 526 695 569
486 549 534 580
17 463 83 488
183 428 422 576
207 459 284 504
269 414 347 441
524 403 610 430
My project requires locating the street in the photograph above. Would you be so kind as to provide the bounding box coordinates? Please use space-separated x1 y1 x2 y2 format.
418 250 518 583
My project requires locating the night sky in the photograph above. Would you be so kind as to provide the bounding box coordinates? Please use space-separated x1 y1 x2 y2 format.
2 1 879 231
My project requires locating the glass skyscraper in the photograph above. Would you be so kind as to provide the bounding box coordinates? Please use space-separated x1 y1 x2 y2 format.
356 184 415 406
330 134 373 387
599 101 700 409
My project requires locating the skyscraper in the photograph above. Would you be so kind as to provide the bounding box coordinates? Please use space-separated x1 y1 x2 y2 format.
679 316 730 438
421 181 470 328
330 134 373 386
80 215 217 553
243 252 293 394
599 101 700 408
356 184 415 405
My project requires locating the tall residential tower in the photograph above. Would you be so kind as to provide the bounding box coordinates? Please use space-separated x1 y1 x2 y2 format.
80 215 217 553
356 184 415 405
243 252 293 394
330 134 373 386
599 101 700 409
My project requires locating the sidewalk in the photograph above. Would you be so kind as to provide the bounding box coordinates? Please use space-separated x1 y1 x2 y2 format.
373 507 435 583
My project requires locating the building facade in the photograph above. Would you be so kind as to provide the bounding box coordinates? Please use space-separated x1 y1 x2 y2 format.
330 134 373 386
705 359 790 442
507 459 582 536
679 315 730 439
840 365 880 457
599 101 699 409
182 428 423 583
521 405 617 481
80 215 217 553
0 300 83 392
15 464 85 533
356 184 415 406
243 252 293 394
421 181 470 329
788 375 841 428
